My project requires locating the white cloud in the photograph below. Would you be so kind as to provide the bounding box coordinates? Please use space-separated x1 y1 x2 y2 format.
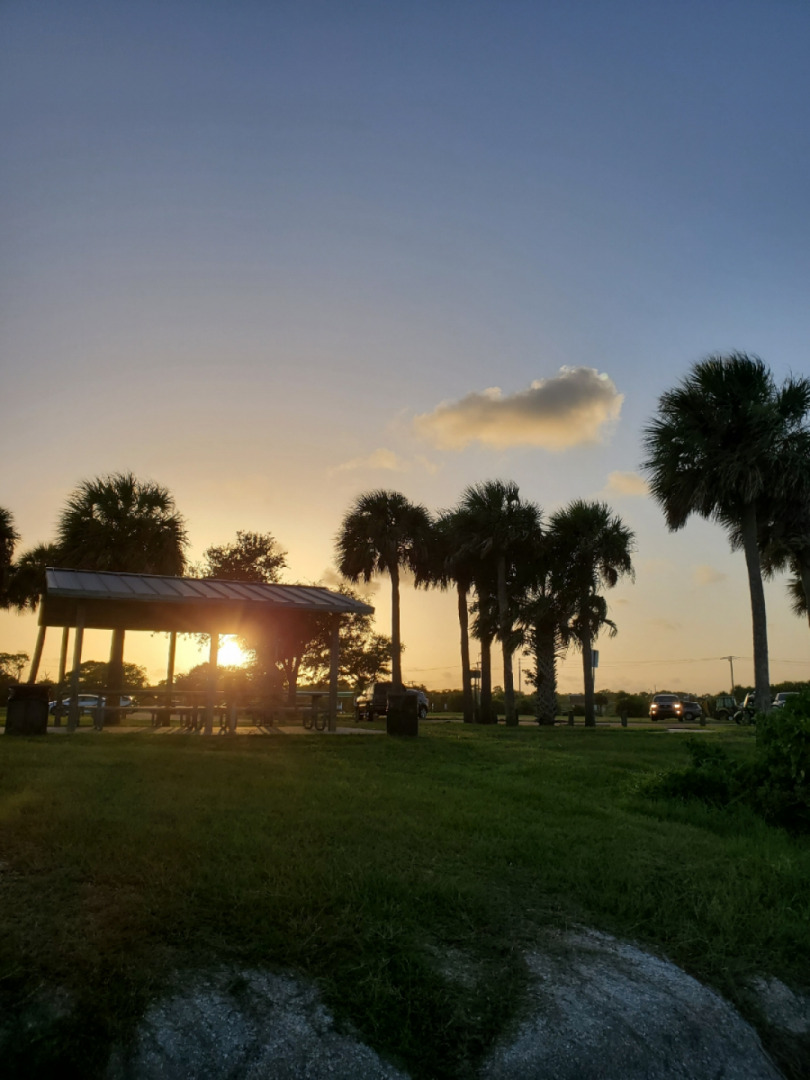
693 564 728 586
330 448 438 475
413 367 624 451
605 471 649 497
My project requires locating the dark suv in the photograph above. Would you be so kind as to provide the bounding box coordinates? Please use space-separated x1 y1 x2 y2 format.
355 683 429 721
649 694 683 721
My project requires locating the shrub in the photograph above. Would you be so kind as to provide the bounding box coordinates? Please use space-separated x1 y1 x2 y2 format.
752 692 810 831
613 692 649 718
646 693 810 833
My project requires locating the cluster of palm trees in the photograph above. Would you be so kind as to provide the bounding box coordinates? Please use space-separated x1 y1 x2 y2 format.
1 473 188 699
336 485 635 726
8 352 799 724
643 353 810 713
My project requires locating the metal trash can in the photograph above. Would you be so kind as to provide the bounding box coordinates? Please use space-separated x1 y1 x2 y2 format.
386 689 419 737
6 684 50 736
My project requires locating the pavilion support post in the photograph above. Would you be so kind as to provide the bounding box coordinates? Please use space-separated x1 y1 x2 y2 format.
328 615 340 734
204 631 219 735
104 628 126 726
58 626 70 684
67 606 85 733
164 632 177 728
53 626 70 726
27 623 47 684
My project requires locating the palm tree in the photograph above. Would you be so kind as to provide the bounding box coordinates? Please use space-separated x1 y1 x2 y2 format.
4 543 62 612
425 511 481 723
454 481 541 725
753 442 810 627
56 472 188 708
518 527 575 726
0 507 20 606
642 353 810 712
787 571 808 621
549 500 634 727
470 587 498 724
336 490 433 688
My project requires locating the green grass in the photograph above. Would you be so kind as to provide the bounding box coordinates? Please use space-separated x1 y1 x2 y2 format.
0 725 808 1078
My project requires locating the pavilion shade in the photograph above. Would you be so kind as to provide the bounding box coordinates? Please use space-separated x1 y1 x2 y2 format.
40 569 373 634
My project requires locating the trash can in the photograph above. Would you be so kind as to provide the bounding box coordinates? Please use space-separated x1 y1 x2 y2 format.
6 684 50 736
386 689 418 737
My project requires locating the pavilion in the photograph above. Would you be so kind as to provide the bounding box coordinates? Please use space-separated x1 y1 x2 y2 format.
27 568 374 733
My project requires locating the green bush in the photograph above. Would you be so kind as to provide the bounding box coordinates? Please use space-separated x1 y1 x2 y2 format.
753 692 810 831
646 692 810 832
613 692 650 718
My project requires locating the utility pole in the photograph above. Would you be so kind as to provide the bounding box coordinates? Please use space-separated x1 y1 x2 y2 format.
722 656 738 696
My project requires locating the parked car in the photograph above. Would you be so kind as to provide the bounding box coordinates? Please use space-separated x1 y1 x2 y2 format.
355 683 429 721
649 694 683 721
679 699 703 722
772 692 800 708
49 694 134 715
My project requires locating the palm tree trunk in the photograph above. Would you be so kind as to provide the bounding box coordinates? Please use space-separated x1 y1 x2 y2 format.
497 556 517 726
740 502 771 712
105 628 126 726
581 633 596 727
480 632 494 724
390 564 402 689
457 583 474 723
533 622 557 725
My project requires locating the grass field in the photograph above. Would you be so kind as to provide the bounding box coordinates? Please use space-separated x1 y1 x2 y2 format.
0 722 808 1078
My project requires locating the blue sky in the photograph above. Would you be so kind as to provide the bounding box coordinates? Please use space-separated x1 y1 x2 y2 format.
2 1 809 691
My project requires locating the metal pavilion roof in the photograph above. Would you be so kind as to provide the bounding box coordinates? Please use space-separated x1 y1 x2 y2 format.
41 568 374 633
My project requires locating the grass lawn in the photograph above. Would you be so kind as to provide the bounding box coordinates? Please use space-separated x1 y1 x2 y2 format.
0 723 808 1078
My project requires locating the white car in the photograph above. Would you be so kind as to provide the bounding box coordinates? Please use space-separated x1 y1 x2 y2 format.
772 692 800 709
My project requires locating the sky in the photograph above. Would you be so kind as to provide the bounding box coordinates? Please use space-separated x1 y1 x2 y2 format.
2 0 809 695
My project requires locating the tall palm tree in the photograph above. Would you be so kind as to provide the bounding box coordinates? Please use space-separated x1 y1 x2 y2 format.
549 500 634 727
336 490 433 688
518 527 575 726
753 443 810 627
0 507 20 606
56 472 188 708
426 511 482 724
642 353 810 712
454 481 541 725
470 588 498 724
4 543 62 612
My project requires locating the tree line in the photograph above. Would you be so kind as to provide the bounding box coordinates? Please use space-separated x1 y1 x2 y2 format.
2 352 807 718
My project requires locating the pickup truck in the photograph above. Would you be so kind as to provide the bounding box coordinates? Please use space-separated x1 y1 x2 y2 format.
355 682 429 721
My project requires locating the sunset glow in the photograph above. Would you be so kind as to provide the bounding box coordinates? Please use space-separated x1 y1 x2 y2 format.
217 637 250 669
2 3 809 695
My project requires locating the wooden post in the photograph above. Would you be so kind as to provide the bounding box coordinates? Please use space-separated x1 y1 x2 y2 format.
204 631 219 735
58 626 70 683
165 631 177 728
52 626 70 727
67 607 85 732
328 615 340 734
27 623 47 684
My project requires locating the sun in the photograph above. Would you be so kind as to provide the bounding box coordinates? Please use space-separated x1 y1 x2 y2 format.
217 635 250 667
